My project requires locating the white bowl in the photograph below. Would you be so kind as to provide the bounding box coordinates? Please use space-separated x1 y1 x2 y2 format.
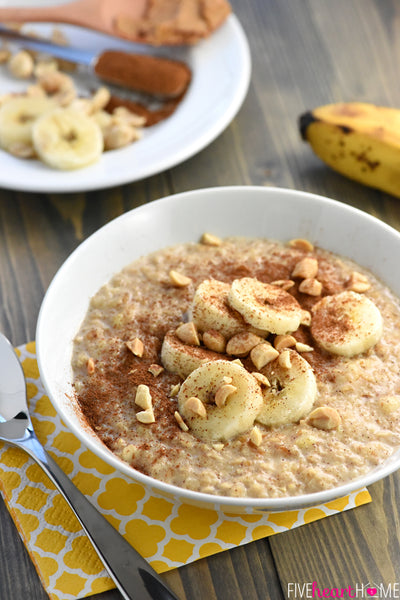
36 186 400 513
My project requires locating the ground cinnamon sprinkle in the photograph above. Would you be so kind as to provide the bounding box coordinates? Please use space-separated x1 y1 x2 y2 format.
105 93 185 126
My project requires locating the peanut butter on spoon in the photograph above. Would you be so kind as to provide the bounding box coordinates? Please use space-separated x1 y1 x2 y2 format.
115 0 232 45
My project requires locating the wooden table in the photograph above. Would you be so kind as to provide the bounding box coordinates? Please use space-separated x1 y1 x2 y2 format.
1 1 400 598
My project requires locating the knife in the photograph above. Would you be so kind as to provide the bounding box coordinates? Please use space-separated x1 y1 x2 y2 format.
0 25 191 98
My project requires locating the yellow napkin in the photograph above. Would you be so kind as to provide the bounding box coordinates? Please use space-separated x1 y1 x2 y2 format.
0 343 371 600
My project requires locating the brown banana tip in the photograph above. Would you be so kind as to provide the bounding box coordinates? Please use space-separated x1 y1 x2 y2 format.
298 111 317 140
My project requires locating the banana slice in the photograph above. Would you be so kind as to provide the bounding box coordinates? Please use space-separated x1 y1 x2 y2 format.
257 349 317 426
310 290 383 357
228 277 303 335
32 107 103 170
190 279 254 338
0 96 57 153
178 360 264 443
161 330 222 379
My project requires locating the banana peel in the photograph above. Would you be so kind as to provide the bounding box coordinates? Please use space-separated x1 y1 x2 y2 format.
299 102 400 198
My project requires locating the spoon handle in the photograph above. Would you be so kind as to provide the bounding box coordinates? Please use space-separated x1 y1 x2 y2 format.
0 0 106 31
19 429 179 600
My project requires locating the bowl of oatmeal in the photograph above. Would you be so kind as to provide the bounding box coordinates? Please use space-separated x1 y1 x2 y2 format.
36 186 400 512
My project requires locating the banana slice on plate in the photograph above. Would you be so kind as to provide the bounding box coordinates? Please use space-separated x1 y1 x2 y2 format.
257 349 317 426
310 290 383 357
178 360 264 443
228 277 303 335
0 96 57 153
32 107 103 170
190 279 254 338
161 330 222 379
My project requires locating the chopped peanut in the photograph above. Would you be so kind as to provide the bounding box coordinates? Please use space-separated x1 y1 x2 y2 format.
231 358 244 367
226 332 264 357
252 372 271 387
104 123 139 150
212 443 224 451
270 279 295 291
136 408 155 424
34 59 58 78
348 271 371 293
175 321 200 346
249 426 263 447
91 86 111 112
184 396 207 417
250 342 279 370
8 50 34 78
274 334 296 351
278 349 292 369
203 329 226 353
126 337 144 357
215 383 237 407
170 383 181 397
148 364 164 377
307 406 341 430
112 106 146 127
295 342 314 353
174 411 189 432
200 232 222 246
299 278 322 296
38 70 75 94
135 384 152 410
300 309 312 326
292 257 318 279
169 270 192 287
288 238 314 252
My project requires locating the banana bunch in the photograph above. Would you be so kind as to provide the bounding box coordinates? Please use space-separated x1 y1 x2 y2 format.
0 97 103 169
162 273 383 443
299 102 400 198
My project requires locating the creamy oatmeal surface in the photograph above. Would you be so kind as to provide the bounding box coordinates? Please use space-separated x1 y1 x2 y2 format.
71 236 400 498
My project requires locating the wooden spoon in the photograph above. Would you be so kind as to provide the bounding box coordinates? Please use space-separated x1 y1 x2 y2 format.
0 0 148 39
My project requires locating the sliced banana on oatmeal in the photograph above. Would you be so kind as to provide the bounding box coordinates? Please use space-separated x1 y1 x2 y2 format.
189 279 256 338
310 290 383 357
177 360 264 443
161 330 222 379
32 107 103 170
228 277 304 335
257 349 317 426
0 96 57 153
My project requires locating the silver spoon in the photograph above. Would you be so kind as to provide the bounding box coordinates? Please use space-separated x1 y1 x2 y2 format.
0 332 180 600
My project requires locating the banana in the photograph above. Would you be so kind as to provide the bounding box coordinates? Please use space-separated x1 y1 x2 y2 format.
189 279 256 338
299 102 400 199
32 107 103 170
161 330 222 379
257 349 317 426
177 360 264 443
310 290 383 357
0 96 56 154
228 277 303 335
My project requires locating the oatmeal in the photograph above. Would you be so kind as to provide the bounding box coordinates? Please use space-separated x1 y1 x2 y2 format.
71 236 400 498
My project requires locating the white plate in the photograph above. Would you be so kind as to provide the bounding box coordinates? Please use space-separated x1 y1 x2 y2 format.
0 15 251 193
36 186 400 513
